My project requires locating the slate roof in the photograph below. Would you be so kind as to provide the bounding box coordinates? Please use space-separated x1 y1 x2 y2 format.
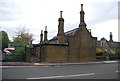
65 28 79 36
48 28 79 44
108 42 120 48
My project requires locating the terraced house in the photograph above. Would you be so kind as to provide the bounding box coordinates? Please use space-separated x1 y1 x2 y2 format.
26 4 97 62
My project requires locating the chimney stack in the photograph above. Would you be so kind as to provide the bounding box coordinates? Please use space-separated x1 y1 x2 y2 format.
79 4 86 27
44 26 48 41
109 32 113 42
40 30 43 43
57 11 65 44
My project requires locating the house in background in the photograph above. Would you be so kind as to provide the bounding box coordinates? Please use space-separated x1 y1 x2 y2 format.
96 32 120 56
26 4 97 62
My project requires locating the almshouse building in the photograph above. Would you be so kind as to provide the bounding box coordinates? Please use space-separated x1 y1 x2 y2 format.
26 4 97 62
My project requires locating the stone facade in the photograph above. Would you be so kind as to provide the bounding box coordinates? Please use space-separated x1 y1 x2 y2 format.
40 44 68 62
27 4 97 62
67 26 97 62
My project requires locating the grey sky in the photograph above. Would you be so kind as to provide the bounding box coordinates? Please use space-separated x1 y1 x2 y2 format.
0 0 119 44
118 1 120 43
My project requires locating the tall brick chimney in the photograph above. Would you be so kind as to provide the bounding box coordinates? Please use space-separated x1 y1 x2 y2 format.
79 4 87 27
109 32 113 42
57 11 65 44
40 30 43 43
44 26 48 41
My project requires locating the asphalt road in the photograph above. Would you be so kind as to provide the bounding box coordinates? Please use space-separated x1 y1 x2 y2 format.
2 63 119 79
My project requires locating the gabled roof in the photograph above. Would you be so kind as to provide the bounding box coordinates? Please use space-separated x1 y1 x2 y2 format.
97 38 108 47
97 38 120 48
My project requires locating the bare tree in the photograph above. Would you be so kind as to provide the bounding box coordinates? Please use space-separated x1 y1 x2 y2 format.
13 26 35 45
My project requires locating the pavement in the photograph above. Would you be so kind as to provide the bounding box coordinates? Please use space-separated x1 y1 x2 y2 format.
1 60 119 67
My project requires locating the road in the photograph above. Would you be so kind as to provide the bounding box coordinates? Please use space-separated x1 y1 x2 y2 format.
2 63 119 79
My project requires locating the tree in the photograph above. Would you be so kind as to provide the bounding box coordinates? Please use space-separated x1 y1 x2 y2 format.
11 27 35 62
0 31 2 60
2 31 10 52
13 27 34 45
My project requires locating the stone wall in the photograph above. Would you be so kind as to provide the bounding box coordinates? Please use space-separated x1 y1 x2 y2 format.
68 27 97 62
41 44 68 62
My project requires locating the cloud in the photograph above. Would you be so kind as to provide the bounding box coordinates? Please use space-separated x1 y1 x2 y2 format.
85 0 118 29
119 1 120 41
0 0 119 44
92 19 118 41
0 0 24 21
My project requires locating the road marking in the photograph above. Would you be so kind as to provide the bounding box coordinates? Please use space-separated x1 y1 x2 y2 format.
0 66 35 68
103 61 118 63
27 73 95 79
115 71 119 72
0 66 49 68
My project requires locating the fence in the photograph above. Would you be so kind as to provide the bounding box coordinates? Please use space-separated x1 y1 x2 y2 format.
2 44 27 62
3 55 23 62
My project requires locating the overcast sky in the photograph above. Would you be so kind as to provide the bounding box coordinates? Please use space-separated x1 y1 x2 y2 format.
0 0 119 44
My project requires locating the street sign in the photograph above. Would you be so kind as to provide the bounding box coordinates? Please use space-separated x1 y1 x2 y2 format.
4 48 15 54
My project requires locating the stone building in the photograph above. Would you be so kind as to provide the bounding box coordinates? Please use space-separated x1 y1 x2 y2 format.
96 32 120 56
27 4 97 62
